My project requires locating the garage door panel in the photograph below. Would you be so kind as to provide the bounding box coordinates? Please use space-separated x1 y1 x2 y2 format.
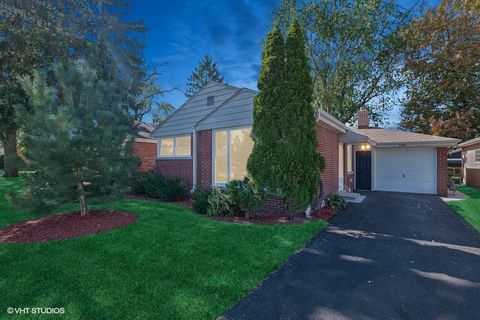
375 147 436 194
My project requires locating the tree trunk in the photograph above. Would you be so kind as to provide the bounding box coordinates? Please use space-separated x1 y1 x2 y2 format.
3 128 18 177
77 181 88 216
286 200 295 220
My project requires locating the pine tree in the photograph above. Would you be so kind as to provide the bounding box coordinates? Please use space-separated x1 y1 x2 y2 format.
247 27 285 194
185 54 224 97
281 21 324 214
17 59 137 215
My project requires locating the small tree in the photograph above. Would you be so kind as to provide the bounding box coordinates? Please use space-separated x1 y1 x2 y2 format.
17 59 137 215
281 21 324 215
185 54 224 97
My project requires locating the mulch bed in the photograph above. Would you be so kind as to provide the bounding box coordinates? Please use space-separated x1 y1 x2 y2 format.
124 192 339 225
0 210 137 244
213 207 338 225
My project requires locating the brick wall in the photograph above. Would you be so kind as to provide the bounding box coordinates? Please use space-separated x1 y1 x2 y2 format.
462 143 480 187
437 147 448 196
132 140 157 172
197 130 213 189
316 124 339 194
156 158 193 189
465 168 480 188
262 196 285 215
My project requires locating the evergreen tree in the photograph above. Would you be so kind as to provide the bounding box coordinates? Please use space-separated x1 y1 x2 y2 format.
247 27 285 194
0 1 148 177
248 23 324 216
17 60 137 215
281 21 324 214
185 54 224 97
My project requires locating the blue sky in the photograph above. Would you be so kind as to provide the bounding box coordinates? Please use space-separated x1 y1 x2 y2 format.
128 0 439 125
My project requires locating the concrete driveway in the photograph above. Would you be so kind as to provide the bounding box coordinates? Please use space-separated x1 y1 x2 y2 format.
223 192 480 320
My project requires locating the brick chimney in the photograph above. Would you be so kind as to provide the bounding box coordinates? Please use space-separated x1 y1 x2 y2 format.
358 107 369 129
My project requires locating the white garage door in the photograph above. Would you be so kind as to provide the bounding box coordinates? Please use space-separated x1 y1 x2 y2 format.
375 147 437 194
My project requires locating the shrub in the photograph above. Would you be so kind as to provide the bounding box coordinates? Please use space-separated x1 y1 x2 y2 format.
207 188 232 216
131 172 187 201
192 188 211 215
131 172 150 194
325 193 347 210
226 177 265 219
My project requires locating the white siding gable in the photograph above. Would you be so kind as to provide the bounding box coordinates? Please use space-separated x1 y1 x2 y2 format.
151 82 238 137
195 88 257 131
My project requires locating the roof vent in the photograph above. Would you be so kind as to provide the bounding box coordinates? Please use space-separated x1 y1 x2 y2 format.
207 96 214 106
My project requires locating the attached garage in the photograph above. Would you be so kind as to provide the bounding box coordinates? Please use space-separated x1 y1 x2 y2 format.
375 147 437 194
352 128 460 196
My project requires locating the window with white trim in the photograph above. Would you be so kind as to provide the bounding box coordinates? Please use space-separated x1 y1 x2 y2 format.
475 149 480 163
214 127 253 184
158 135 191 157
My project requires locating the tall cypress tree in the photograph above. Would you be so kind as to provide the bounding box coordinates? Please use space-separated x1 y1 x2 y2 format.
281 21 324 213
17 59 137 215
247 27 285 192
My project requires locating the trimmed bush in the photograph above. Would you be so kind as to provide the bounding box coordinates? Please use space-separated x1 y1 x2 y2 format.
207 188 232 216
325 193 347 210
226 177 265 219
192 188 211 215
131 172 187 201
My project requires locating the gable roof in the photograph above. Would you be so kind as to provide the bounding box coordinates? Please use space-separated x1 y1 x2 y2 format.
354 128 460 147
195 88 257 131
458 137 480 148
151 81 239 138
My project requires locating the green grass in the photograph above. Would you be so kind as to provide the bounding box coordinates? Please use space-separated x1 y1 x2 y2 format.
449 185 480 232
0 178 326 320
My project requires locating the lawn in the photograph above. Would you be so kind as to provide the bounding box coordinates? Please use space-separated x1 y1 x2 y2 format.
449 185 480 232
0 178 326 320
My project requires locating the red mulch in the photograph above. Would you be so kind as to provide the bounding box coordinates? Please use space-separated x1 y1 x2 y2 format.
0 210 138 244
213 207 338 225
124 192 339 225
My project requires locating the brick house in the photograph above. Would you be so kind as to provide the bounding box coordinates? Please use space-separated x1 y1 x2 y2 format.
459 137 480 188
131 122 157 172
150 82 459 212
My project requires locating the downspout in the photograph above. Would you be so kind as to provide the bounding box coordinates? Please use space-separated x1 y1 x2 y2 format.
191 128 197 193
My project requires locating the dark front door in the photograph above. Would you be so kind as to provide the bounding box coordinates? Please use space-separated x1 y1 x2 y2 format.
356 151 372 190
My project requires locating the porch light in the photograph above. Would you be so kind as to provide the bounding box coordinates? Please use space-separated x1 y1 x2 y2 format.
360 143 371 151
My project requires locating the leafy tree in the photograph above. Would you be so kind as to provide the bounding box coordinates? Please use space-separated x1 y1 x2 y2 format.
281 21 324 215
247 27 285 195
17 60 137 215
274 0 411 125
185 54 224 97
399 0 480 140
152 102 175 125
0 0 149 177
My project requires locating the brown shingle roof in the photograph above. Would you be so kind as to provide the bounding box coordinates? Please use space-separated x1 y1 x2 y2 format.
131 122 156 140
353 128 460 147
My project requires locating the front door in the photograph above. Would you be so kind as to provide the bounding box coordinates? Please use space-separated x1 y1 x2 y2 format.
356 151 371 190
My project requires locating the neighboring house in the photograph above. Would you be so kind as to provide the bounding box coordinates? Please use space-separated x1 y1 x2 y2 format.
131 122 157 172
459 137 480 188
151 82 459 212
